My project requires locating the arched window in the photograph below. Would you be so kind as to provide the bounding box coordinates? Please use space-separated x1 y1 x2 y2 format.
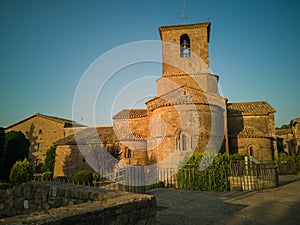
176 135 180 150
124 148 132 158
176 130 192 151
249 146 254 157
180 34 190 57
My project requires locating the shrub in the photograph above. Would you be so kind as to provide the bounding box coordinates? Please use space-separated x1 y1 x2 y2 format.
275 154 300 175
9 158 33 184
73 170 93 185
43 146 56 173
41 171 53 181
177 153 233 191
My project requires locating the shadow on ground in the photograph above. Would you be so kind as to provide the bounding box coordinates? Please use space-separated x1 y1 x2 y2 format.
149 175 300 225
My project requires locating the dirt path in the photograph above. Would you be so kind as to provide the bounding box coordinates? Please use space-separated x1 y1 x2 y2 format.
148 175 300 225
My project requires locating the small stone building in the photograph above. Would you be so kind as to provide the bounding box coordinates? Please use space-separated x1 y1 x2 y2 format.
291 118 300 154
227 102 276 161
53 126 120 178
276 118 300 155
5 113 85 171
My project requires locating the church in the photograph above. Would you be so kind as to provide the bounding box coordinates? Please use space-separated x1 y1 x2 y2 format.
53 22 277 178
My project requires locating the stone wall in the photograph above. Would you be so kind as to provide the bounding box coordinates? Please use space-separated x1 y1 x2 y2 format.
0 181 156 225
229 137 273 161
53 144 94 178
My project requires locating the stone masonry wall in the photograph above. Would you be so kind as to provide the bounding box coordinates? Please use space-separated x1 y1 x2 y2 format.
5 116 66 167
53 145 94 178
0 181 156 225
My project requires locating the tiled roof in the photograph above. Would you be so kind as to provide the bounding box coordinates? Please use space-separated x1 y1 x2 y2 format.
113 109 147 119
54 126 117 145
146 85 226 111
5 113 85 130
238 126 270 138
123 132 147 141
275 128 292 136
227 101 275 116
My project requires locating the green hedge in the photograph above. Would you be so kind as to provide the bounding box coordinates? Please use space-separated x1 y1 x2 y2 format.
9 158 33 184
72 170 93 185
41 171 53 181
177 153 241 191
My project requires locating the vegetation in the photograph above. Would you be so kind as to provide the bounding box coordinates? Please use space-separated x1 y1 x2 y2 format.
9 158 33 184
41 171 53 181
177 153 243 191
0 128 5 165
276 124 291 130
43 146 56 172
0 131 30 181
275 153 300 175
72 170 93 185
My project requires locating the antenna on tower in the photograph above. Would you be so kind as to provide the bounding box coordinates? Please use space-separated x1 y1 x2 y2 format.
181 0 188 22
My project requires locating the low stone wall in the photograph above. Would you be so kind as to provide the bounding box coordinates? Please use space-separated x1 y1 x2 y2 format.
0 181 156 225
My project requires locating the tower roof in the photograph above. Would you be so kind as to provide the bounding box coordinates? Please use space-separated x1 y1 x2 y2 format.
158 22 211 42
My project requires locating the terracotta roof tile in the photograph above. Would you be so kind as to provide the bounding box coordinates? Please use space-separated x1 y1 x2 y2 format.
146 85 226 111
227 101 275 116
54 126 117 145
113 109 147 119
238 126 270 138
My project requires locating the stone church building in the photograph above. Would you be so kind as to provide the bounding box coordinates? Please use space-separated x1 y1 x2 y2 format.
53 22 277 178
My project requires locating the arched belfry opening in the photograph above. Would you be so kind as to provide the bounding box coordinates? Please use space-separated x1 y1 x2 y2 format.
180 34 190 57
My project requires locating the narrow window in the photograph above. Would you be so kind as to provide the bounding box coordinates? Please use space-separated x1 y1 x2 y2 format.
127 149 132 158
125 148 132 158
182 134 187 150
176 136 180 150
38 143 42 151
180 34 190 57
249 146 254 157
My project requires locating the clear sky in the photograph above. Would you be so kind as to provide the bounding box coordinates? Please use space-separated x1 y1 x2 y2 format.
1 0 300 128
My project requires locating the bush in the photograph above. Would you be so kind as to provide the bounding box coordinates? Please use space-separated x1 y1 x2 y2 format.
72 170 93 185
177 153 236 191
43 146 55 173
275 154 300 175
41 171 53 181
9 158 33 184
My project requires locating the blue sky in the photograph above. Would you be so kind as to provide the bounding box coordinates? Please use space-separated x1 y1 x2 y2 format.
1 0 299 128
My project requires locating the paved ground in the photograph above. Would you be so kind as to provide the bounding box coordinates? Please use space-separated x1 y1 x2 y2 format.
148 175 300 225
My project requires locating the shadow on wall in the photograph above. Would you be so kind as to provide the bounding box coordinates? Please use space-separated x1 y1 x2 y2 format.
27 123 41 172
228 110 244 154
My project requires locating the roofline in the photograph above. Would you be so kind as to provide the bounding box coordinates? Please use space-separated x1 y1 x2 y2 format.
158 22 211 42
112 108 148 119
227 101 276 115
5 113 84 130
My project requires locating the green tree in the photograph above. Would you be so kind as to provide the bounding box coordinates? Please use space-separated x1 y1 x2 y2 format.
9 158 33 184
43 146 55 172
0 131 30 181
0 128 5 164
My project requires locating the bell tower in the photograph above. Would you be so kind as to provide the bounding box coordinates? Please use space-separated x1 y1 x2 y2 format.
159 22 210 76
157 22 219 95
